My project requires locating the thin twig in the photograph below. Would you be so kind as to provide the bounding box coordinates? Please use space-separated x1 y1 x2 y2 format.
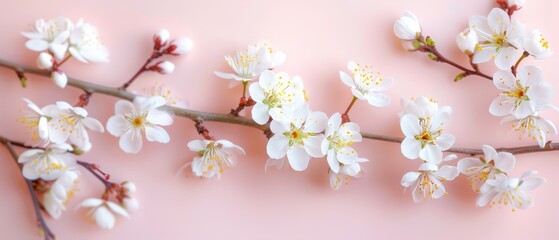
1 140 56 240
0 59 558 156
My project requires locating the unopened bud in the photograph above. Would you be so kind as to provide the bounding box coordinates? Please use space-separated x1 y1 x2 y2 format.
166 38 193 55
153 29 170 50
123 197 139 211
37 52 54 69
51 70 68 88
149 61 175 74
456 28 478 55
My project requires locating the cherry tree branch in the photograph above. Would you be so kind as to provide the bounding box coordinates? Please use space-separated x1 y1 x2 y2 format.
0 138 56 240
420 43 492 81
1 59 558 156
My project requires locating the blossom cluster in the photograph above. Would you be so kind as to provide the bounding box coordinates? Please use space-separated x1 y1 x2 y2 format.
394 0 549 210
22 16 109 88
394 4 558 149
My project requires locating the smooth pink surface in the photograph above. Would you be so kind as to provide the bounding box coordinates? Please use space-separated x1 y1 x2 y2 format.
1 0 558 239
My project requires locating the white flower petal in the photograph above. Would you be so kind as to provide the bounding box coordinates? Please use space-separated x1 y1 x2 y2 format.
419 144 442 164
145 125 170 143
487 8 510 34
78 198 104 208
327 149 340 173
434 166 459 181
457 157 483 174
400 114 421 136
25 39 49 51
83 117 105 132
494 152 516 173
248 82 265 102
495 47 521 70
489 95 515 116
106 201 129 218
93 206 115 229
365 92 391 107
401 137 421 159
339 71 355 88
106 115 127 137
147 109 173 126
401 171 420 187
251 102 270 125
303 111 328 133
435 134 455 151
266 135 288 159
287 147 310 171
115 100 134 115
303 135 325 158
120 130 143 154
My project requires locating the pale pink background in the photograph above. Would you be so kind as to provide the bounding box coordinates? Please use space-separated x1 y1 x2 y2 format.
1 0 558 239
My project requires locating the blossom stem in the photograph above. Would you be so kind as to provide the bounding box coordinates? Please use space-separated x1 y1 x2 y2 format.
55 55 72 68
194 119 215 140
0 140 56 240
75 91 93 107
119 51 163 90
230 81 256 116
76 160 112 188
512 51 529 75
342 96 358 123
421 44 492 81
1 60 558 156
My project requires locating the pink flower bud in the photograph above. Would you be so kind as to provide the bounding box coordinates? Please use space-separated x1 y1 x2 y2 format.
51 70 68 88
149 61 175 74
166 38 193 55
153 29 170 50
37 52 54 69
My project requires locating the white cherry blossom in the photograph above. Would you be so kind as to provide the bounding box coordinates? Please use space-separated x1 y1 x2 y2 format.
249 70 306 124
321 112 363 173
400 96 441 119
339 61 392 107
43 169 79 219
78 198 129 229
106 96 173 154
329 158 368 190
69 19 109 63
523 30 552 59
489 65 555 119
181 139 245 179
401 157 459 202
21 16 73 60
17 143 76 181
49 101 104 151
147 82 189 108
469 8 525 70
400 99 455 164
477 170 545 211
214 44 274 82
501 114 557 148
266 104 327 171
248 41 286 69
394 11 421 41
457 145 516 192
